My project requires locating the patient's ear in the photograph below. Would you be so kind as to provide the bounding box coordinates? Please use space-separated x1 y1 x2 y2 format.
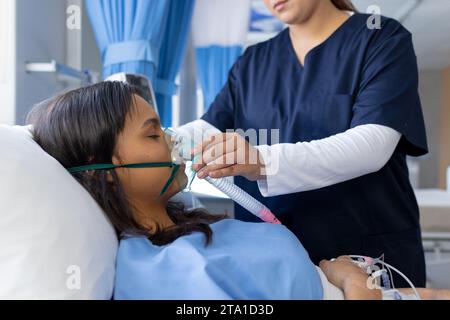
80 156 96 177
106 170 113 183
107 154 121 183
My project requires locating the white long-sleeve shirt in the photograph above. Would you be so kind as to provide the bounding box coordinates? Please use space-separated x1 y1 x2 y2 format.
178 119 401 197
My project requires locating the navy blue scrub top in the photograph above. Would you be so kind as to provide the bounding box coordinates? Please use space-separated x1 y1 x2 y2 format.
201 14 428 287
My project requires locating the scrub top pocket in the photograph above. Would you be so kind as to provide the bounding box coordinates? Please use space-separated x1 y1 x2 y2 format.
301 93 355 140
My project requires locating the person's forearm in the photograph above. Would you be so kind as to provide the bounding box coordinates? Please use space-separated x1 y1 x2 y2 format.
399 288 450 300
343 277 382 300
344 285 382 300
256 124 401 197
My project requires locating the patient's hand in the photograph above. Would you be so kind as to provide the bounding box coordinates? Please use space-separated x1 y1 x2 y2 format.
319 256 382 300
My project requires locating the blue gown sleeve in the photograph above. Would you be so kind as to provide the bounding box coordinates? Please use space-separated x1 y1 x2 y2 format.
200 56 243 132
351 22 428 156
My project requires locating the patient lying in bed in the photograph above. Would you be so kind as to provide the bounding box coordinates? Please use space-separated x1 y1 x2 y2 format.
28 81 450 300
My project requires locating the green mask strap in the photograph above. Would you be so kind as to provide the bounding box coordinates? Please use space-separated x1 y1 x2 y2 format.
67 161 181 197
159 164 181 197
67 162 177 174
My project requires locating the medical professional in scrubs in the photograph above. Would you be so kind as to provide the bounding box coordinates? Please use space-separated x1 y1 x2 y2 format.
184 0 428 287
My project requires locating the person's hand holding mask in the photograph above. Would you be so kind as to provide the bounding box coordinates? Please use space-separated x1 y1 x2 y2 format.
191 132 266 181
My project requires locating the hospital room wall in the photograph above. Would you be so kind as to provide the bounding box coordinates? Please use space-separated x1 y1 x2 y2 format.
418 70 443 188
78 1 102 76
13 0 101 125
14 0 67 125
439 67 450 189
417 67 450 190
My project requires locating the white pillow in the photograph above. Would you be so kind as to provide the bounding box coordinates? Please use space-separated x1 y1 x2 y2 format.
0 125 118 299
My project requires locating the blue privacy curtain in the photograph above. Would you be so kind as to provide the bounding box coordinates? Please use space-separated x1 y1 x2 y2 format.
156 0 195 127
193 0 251 111
86 0 194 126
86 0 169 84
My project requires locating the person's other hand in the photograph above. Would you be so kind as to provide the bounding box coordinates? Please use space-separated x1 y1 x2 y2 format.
319 256 369 290
191 132 265 181
320 256 383 300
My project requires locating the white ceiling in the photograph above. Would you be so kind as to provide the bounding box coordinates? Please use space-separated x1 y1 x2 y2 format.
353 0 450 70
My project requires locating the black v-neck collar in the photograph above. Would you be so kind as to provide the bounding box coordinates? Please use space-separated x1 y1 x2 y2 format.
283 13 358 70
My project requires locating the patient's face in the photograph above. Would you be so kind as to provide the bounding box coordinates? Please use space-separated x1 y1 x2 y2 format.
111 94 188 202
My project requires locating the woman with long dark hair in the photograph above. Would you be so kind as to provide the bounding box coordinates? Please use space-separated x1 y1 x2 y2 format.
27 81 323 299
187 0 428 287
28 81 449 300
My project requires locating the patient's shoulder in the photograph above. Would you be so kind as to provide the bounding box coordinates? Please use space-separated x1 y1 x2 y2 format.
211 219 303 247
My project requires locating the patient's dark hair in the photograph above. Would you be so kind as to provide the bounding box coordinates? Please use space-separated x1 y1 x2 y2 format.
27 81 227 246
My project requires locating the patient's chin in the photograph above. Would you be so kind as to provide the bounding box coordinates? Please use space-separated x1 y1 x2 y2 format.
167 171 188 198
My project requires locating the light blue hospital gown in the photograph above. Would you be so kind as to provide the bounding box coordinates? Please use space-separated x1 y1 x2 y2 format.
114 219 323 300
